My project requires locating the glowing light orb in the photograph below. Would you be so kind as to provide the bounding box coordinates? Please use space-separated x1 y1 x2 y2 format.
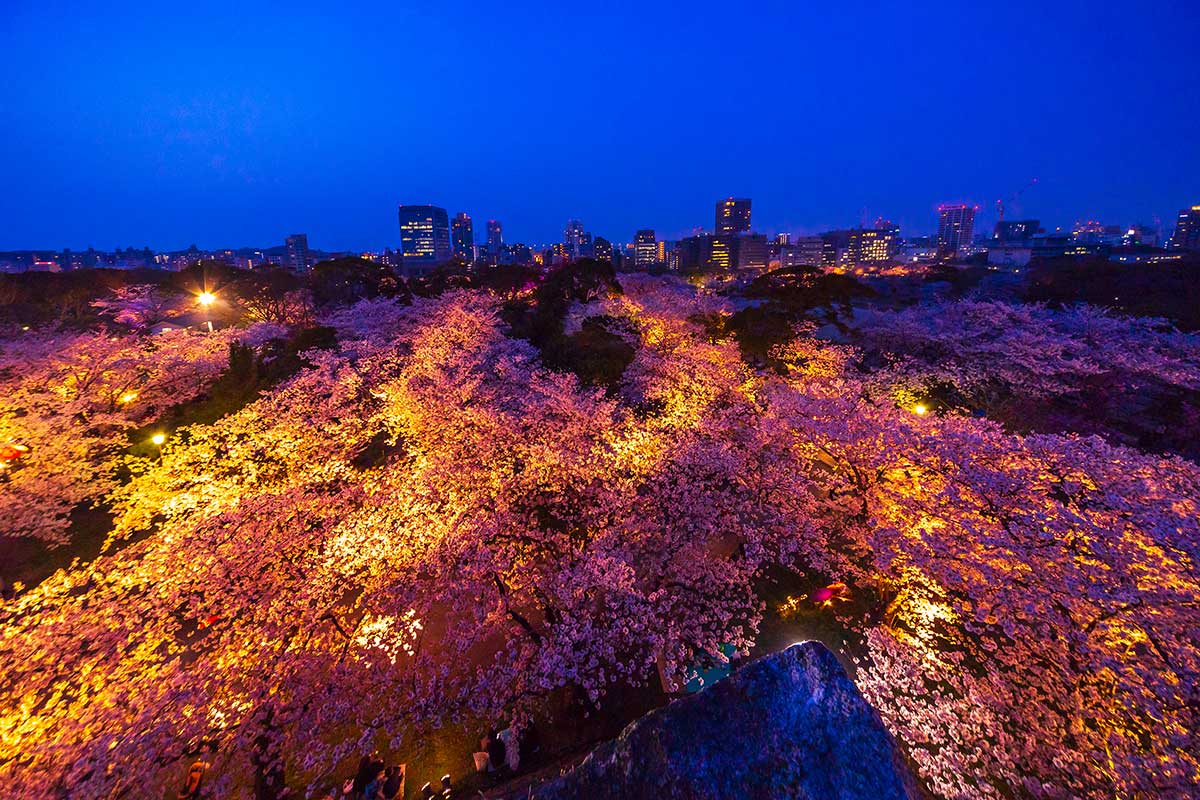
150 433 167 446
811 582 851 605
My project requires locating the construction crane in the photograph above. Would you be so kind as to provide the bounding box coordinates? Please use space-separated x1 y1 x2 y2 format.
995 177 1039 224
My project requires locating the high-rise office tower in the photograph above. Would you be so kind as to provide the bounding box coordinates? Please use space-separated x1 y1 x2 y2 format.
593 237 613 263
634 229 657 268
936 204 976 257
716 198 752 235
709 235 733 270
733 234 768 270
451 212 475 262
564 219 586 259
872 219 903 259
508 243 533 265
486 220 504 261
820 229 852 264
675 235 711 271
675 234 755 272
844 228 898 264
284 234 310 272
993 219 1041 244
1169 206 1200 252
796 236 826 266
397 205 452 273
779 236 826 268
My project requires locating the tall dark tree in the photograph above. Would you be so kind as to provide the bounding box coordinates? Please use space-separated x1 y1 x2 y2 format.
309 257 401 307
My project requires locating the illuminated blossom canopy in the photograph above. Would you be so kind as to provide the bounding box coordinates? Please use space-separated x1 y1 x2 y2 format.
854 299 1200 407
1 278 1197 799
90 284 183 331
0 323 281 544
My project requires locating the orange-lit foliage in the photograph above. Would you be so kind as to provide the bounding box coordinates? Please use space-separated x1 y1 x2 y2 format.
1 279 1197 798
0 324 281 543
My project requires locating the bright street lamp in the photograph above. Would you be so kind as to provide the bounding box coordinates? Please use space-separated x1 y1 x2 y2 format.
197 292 216 332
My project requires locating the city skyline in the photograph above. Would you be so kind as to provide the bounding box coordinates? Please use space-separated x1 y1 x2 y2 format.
0 195 1191 255
2 1 1198 250
6 195 1194 276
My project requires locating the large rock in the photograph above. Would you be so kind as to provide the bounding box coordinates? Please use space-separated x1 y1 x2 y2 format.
501 641 918 800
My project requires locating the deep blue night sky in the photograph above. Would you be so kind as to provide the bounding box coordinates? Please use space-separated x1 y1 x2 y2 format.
2 0 1197 250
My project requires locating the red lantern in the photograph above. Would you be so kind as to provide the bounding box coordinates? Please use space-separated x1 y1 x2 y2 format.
0 443 29 464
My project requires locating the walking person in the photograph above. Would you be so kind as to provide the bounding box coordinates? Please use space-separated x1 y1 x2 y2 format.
519 720 542 768
485 729 507 776
364 769 386 800
351 753 372 797
497 725 519 773
381 764 405 800
352 750 383 798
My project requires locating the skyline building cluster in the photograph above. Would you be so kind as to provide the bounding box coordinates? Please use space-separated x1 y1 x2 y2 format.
4 200 1199 276
667 198 768 273
383 198 1200 276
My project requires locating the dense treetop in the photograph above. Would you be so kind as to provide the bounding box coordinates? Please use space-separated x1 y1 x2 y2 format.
1 268 1198 798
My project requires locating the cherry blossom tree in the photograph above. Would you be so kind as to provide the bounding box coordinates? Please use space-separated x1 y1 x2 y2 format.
854 299 1200 409
759 360 1200 798
90 284 183 331
1 282 1198 800
0 288 810 795
0 324 282 544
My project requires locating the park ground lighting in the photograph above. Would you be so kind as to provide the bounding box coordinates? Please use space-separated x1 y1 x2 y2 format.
197 291 216 331
150 433 167 446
